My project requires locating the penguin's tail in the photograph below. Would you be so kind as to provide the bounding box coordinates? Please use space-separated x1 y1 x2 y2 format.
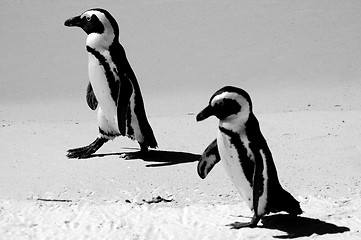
144 123 158 149
147 134 158 149
139 118 158 149
269 188 303 215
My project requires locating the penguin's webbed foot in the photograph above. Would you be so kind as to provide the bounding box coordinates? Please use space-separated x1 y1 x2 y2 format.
227 215 261 229
119 151 146 160
120 142 149 160
67 137 108 159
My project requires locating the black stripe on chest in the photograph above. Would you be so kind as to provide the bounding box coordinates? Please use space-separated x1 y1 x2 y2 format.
219 126 255 186
86 46 119 104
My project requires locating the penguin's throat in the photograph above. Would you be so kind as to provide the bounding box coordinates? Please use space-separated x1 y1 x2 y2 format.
219 118 247 133
86 32 114 50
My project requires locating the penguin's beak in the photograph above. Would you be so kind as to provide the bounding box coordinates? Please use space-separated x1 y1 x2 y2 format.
64 15 83 27
196 105 214 122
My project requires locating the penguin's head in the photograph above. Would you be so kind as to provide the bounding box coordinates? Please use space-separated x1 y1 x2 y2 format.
196 86 253 123
64 8 119 44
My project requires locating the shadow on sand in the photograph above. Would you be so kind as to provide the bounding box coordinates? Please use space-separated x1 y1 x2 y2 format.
84 149 200 167
228 213 349 238
142 150 200 167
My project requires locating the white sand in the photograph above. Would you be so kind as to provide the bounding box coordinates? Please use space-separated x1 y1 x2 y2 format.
0 197 359 239
1 0 361 239
1 107 361 239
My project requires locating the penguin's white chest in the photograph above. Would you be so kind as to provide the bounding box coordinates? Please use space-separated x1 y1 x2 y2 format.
217 130 254 209
88 51 119 134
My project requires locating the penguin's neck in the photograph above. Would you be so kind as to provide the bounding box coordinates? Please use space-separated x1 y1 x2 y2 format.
219 120 245 135
219 111 249 134
86 31 115 51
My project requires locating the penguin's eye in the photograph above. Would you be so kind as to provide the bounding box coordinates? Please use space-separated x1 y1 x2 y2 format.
86 16 92 21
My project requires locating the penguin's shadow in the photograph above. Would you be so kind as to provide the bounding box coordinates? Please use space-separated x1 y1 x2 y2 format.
229 213 350 239
89 149 200 167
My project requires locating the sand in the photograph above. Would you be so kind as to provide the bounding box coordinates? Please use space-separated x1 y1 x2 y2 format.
1 0 361 239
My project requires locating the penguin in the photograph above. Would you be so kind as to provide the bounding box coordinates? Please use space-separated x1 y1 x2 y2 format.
196 86 302 228
64 8 157 159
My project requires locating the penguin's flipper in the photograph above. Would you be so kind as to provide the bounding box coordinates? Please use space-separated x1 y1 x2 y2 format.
86 82 98 110
117 76 133 135
197 139 221 179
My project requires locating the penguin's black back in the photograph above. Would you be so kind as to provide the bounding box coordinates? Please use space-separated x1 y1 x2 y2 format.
246 113 302 215
109 41 157 148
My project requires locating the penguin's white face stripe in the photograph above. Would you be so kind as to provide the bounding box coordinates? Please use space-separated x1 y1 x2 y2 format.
81 11 110 30
210 92 240 107
257 149 268 216
211 91 251 125
211 91 249 109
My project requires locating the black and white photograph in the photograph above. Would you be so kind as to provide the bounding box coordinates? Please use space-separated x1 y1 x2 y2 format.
0 0 360 239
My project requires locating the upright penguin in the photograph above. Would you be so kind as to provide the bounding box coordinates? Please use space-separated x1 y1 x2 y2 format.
64 8 157 159
196 86 302 228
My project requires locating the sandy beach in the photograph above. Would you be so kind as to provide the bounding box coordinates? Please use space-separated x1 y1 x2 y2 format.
1 0 361 239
